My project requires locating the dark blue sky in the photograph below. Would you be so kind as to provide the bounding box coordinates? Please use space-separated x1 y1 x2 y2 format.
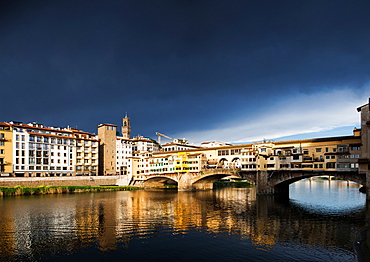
1 0 369 144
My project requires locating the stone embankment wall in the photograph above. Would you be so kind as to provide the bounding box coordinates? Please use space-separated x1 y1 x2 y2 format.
0 177 119 188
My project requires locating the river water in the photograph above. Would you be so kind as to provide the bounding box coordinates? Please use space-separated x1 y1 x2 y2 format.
0 179 367 262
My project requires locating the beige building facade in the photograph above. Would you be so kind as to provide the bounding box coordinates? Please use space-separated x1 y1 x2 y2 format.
98 123 118 176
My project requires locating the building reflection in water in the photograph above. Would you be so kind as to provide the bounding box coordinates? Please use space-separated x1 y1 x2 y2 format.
0 183 366 259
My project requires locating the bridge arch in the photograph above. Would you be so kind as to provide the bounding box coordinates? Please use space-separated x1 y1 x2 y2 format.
258 171 366 195
230 157 241 168
192 173 237 190
217 158 228 168
143 175 178 188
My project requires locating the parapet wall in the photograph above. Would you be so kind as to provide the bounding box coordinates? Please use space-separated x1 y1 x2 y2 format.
0 176 119 188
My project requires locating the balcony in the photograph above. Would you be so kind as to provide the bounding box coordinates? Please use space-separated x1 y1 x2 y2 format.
0 137 8 141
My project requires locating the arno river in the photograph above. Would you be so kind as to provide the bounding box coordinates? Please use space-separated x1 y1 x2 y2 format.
0 179 367 261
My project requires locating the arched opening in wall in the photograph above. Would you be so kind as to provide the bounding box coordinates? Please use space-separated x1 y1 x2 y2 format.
217 158 228 168
230 157 240 168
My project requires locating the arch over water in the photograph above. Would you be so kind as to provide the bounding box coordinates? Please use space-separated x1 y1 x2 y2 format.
140 169 242 190
256 170 366 196
143 176 178 188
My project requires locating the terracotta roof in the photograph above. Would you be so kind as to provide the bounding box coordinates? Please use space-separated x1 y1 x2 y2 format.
162 142 200 148
274 135 359 144
357 103 368 112
117 137 132 141
357 99 369 111
12 123 73 133
28 132 74 139
98 123 117 127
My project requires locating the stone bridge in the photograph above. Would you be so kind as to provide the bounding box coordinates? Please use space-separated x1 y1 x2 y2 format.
240 170 366 197
136 168 368 198
141 168 241 191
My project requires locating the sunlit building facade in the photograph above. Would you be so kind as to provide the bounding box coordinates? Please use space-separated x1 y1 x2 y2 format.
0 121 98 177
0 122 13 176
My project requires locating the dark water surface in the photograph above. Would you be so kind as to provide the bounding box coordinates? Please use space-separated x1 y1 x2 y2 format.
0 179 367 261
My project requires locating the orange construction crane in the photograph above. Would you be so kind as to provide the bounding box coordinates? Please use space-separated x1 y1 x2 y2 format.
155 132 172 145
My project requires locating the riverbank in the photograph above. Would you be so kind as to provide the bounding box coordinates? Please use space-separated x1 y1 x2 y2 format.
0 185 139 197
0 176 126 188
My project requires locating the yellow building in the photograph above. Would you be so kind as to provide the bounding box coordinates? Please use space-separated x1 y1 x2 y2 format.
0 122 13 176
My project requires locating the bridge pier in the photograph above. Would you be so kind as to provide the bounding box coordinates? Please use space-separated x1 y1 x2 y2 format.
367 173 370 201
178 173 193 191
256 171 274 195
256 171 290 196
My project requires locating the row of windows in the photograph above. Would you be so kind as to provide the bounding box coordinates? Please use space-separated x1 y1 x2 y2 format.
76 159 96 164
16 158 71 165
76 166 97 170
29 136 75 145
14 166 73 171
28 150 71 158
151 168 171 172
77 152 97 157
15 157 96 165
241 164 257 169
337 155 360 159
241 152 255 156
218 150 230 156
15 135 25 141
28 144 75 151
263 163 359 169
117 151 131 154
183 161 199 164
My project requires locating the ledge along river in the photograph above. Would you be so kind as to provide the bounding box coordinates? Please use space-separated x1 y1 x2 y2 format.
0 179 368 261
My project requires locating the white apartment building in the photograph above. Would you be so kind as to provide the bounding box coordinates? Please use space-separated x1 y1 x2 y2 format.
116 137 133 175
7 121 98 177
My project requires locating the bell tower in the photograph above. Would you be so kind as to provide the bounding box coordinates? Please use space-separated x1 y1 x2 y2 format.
122 113 131 139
